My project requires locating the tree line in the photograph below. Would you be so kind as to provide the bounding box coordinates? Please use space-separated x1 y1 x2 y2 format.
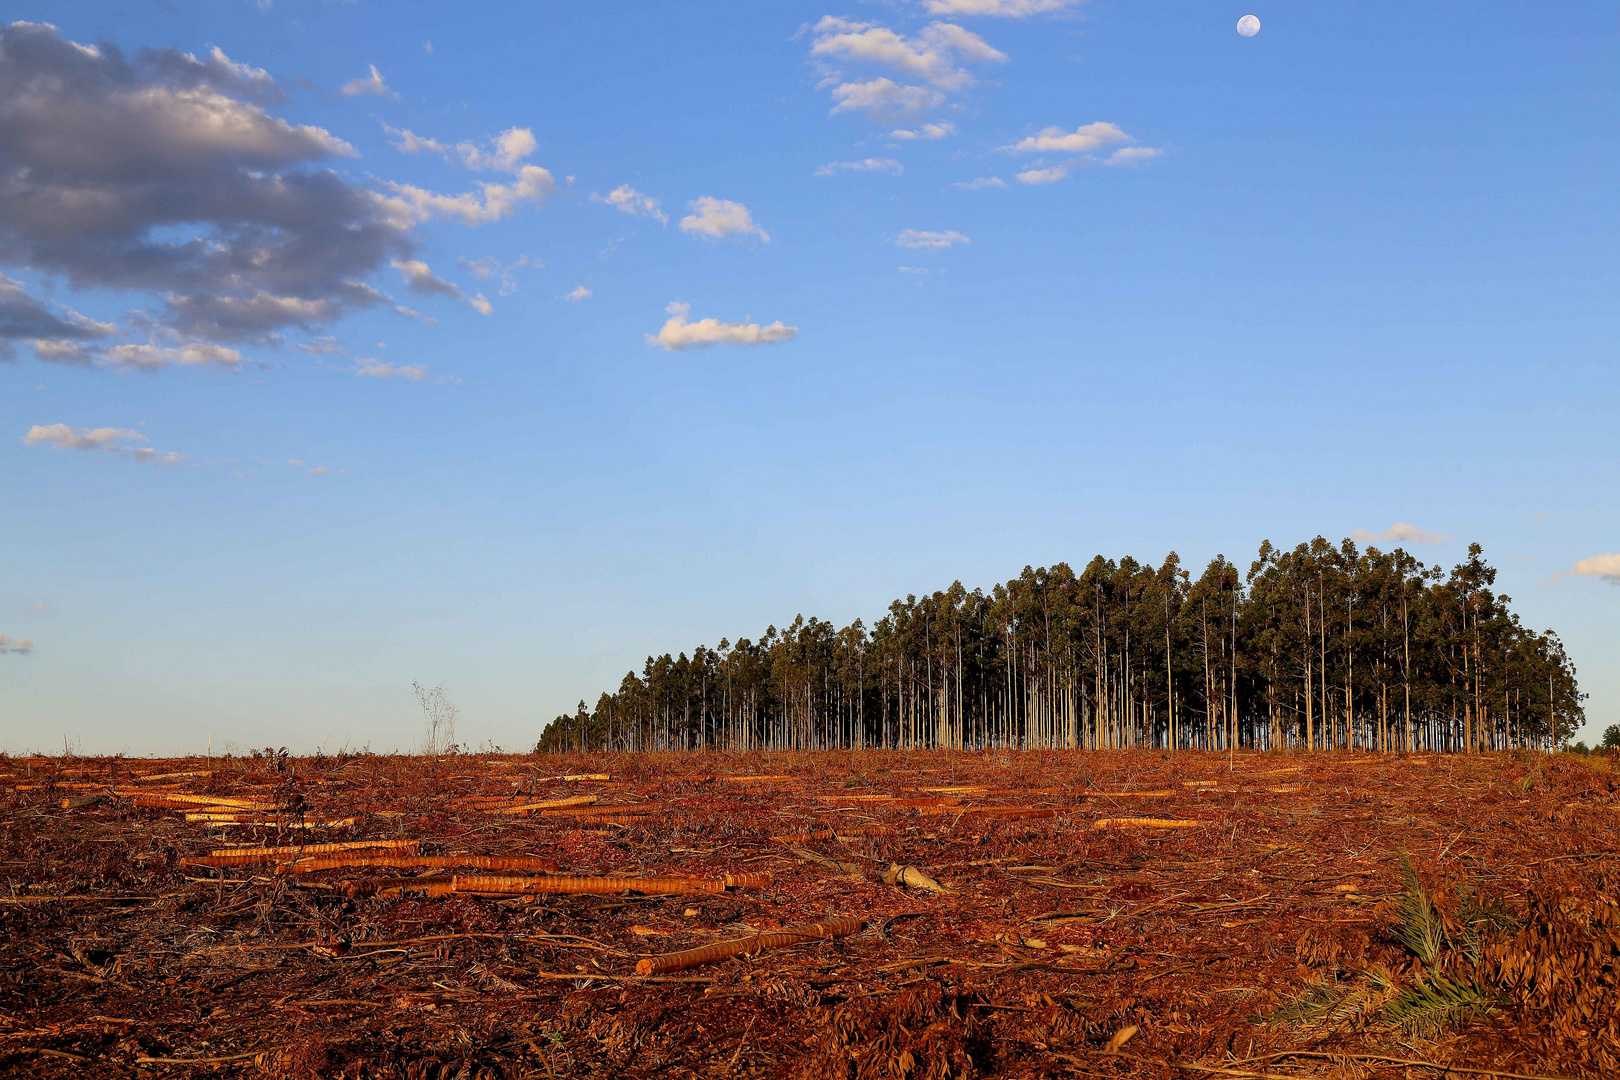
538 538 1585 754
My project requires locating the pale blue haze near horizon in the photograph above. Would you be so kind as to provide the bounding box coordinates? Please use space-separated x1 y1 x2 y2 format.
1 1 1615 754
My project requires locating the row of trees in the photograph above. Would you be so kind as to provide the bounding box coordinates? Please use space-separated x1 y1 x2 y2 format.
538 539 1585 754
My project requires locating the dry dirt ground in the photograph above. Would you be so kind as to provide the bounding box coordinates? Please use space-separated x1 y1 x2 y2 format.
2 750 1617 1079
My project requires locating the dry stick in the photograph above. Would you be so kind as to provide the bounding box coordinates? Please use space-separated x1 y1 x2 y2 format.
635 916 863 975
453 874 725 896
135 1051 262 1066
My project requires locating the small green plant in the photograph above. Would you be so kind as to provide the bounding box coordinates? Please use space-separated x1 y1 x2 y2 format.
1270 854 1506 1038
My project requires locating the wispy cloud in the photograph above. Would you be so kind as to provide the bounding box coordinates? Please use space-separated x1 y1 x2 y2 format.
339 64 397 99
921 0 1080 15
814 158 904 177
374 166 558 227
1002 122 1132 154
830 78 944 120
563 286 592 303
0 633 33 656
24 423 180 464
1103 146 1163 166
647 302 797 351
101 342 249 371
354 358 428 380
952 176 1006 190
896 229 969 250
390 258 491 315
1350 523 1451 545
1569 553 1620 583
456 255 539 297
810 18 1003 121
386 125 540 173
811 17 1005 92
679 197 769 243
890 121 955 141
590 184 668 224
1015 165 1067 185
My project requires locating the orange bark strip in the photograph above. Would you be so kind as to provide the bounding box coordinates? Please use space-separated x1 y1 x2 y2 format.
634 916 863 976
201 818 357 829
452 874 724 896
280 854 560 875
340 876 456 899
185 839 420 866
485 795 598 815
1092 817 1201 830
721 873 774 890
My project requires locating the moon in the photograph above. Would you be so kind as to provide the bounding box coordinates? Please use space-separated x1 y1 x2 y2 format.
1237 14 1261 37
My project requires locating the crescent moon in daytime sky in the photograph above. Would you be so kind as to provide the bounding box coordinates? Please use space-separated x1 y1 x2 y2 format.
1237 14 1261 37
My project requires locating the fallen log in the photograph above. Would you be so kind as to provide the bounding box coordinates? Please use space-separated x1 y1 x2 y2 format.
635 916 863 975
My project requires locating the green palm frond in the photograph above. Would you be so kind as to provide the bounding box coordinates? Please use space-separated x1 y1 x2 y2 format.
1382 972 1500 1035
1393 852 1444 964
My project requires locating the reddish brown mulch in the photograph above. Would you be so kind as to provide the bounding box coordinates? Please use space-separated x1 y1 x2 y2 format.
2 749 1616 1078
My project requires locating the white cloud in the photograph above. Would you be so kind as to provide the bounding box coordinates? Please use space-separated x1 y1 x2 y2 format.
811 17 1004 92
23 423 180 464
423 40 434 55
814 158 904 177
889 121 955 141
0 633 34 656
394 305 438 324
374 165 558 227
1104 146 1163 166
896 229 969 250
898 266 932 274
298 336 344 355
1016 164 1067 184
1351 523 1452 545
590 184 668 224
563 286 591 302
921 0 1080 15
952 176 1006 190
1003 122 1132 154
390 258 491 316
455 255 538 297
307 465 328 475
1569 554 1620 582
678 197 769 243
354 358 428 380
647 302 797 351
387 124 538 173
100 342 248 371
830 78 944 120
391 258 461 298
339 64 396 99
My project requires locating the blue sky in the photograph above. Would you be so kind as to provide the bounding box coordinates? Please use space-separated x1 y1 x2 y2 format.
1 1 1616 754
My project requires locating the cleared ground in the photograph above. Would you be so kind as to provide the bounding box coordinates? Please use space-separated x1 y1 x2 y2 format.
2 750 1617 1078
